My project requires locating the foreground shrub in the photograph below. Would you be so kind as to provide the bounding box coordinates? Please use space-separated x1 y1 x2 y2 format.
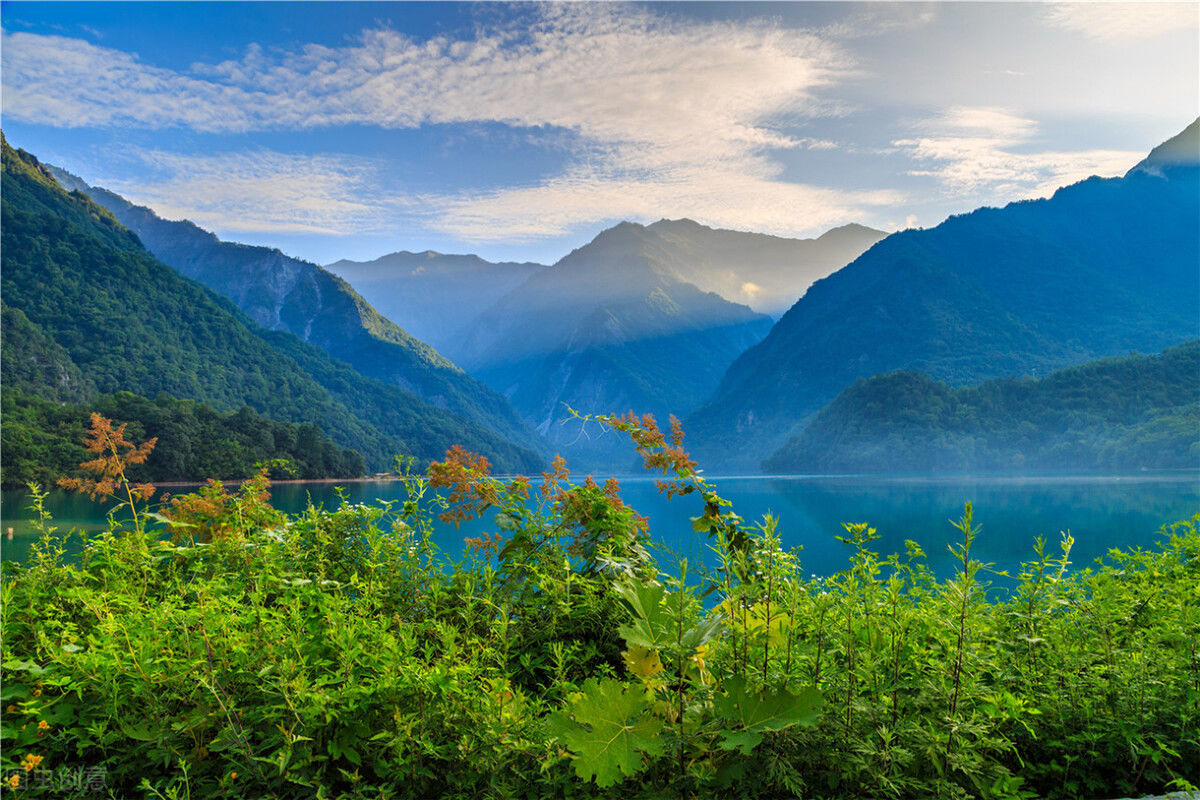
1 414 1197 798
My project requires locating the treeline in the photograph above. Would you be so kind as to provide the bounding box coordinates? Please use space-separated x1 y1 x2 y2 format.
766 341 1200 473
1 389 364 488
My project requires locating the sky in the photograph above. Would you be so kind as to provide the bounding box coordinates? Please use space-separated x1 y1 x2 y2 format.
2 1 1197 266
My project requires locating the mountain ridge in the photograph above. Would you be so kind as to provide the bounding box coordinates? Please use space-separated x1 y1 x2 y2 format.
685 120 1200 472
2 137 544 473
764 340 1200 474
47 165 548 459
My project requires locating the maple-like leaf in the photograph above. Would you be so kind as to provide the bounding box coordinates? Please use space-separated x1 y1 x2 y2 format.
616 580 724 654
711 675 822 754
623 645 664 680
547 678 665 786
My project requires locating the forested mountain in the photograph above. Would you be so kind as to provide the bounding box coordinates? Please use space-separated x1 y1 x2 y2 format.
687 120 1200 471
765 341 1199 474
1 137 544 474
640 218 886 316
451 221 774 465
47 166 546 458
2 389 365 488
326 251 546 358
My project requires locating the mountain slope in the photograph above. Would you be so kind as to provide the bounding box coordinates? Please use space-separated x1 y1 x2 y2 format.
326 251 545 358
453 221 774 466
47 166 546 459
643 218 886 315
765 341 1199 474
2 137 543 473
687 119 1200 472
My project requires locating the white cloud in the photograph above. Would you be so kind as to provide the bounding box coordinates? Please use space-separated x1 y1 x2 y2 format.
103 150 402 235
423 148 902 241
3 6 887 240
894 106 1143 199
1045 3 1198 41
2 7 844 148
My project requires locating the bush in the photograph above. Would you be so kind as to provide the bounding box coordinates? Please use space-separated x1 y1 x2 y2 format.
2 414 1197 798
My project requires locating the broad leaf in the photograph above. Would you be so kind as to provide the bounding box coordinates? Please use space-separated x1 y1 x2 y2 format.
615 580 673 649
547 678 665 786
712 676 822 754
623 646 664 680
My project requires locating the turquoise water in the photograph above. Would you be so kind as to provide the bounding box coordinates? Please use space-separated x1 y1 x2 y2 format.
3 474 1197 580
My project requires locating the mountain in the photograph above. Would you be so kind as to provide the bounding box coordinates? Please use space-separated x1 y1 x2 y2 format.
1 136 544 474
642 219 886 316
325 251 545 358
1129 117 1199 175
764 341 1200 474
47 166 546 460
452 221 775 466
686 120 1200 472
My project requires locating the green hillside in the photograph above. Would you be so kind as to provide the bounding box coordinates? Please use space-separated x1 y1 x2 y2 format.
0 137 544 474
48 165 548 460
765 341 1200 474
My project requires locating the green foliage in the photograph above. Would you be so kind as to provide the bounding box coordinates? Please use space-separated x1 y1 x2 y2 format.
712 677 822 754
1 389 364 488
1 417 1198 798
547 679 665 786
767 341 1200 473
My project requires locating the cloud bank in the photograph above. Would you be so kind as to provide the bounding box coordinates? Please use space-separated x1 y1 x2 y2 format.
894 107 1143 200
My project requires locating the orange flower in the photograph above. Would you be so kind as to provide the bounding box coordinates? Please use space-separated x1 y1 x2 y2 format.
30 688 41 698
21 753 43 771
7 773 19 787
6 704 16 713
37 720 48 731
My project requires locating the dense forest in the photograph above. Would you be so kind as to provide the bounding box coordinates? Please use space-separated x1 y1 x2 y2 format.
1 389 365 488
765 341 1200 474
0 137 544 475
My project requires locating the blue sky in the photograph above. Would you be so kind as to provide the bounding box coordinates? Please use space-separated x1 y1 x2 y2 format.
2 1 1197 265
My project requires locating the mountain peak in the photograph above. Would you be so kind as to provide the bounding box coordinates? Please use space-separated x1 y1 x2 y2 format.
1128 118 1199 176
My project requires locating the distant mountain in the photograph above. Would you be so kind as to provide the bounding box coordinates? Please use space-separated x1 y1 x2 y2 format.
687 119 1200 472
642 219 886 316
326 251 545 358
452 221 774 466
765 341 1200 474
2 137 544 473
47 166 546 460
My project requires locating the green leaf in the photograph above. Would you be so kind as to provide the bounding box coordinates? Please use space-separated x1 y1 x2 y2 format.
615 580 673 649
712 676 822 754
547 678 665 787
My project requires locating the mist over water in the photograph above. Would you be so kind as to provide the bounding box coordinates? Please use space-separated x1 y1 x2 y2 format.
4 474 1196 581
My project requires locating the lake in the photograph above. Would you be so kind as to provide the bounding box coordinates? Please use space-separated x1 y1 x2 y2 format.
2 473 1197 582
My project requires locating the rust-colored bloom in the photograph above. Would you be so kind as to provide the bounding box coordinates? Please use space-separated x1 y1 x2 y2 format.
428 446 498 527
58 413 157 502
